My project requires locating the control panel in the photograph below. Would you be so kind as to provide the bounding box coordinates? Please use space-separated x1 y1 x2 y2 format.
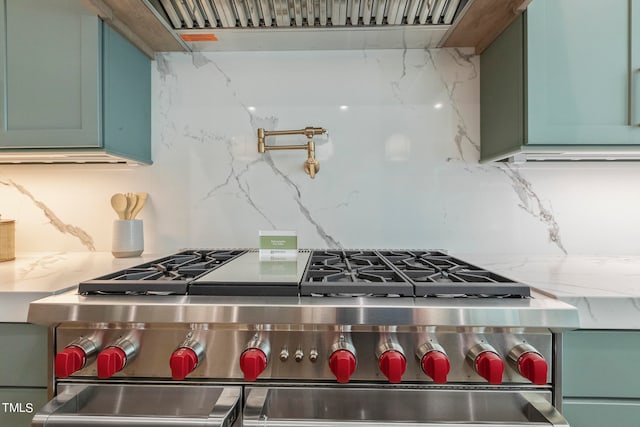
54 326 552 385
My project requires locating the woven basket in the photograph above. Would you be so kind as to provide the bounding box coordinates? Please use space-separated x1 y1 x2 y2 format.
0 220 15 262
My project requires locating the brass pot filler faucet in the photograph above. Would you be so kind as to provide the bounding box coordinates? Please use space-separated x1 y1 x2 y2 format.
257 127 327 179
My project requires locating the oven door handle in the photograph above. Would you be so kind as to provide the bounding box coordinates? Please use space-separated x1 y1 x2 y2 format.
32 384 241 426
243 387 571 427
522 392 570 427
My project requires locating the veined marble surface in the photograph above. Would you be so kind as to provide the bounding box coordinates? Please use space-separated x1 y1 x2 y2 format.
4 251 639 329
0 49 639 258
457 254 640 329
0 252 160 322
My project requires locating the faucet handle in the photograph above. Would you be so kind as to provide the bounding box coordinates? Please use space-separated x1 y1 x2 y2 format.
303 127 327 138
304 158 320 178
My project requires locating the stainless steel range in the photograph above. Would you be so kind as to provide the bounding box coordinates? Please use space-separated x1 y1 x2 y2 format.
28 249 578 426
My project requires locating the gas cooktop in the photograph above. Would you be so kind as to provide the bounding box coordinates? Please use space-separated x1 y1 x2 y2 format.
78 249 531 298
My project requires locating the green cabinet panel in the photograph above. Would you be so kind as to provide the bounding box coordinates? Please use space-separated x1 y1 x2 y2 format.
563 398 640 427
528 0 635 146
481 0 640 162
102 25 152 164
563 330 640 399
0 0 152 164
563 330 640 427
480 13 525 161
0 387 48 427
0 0 100 148
0 323 48 387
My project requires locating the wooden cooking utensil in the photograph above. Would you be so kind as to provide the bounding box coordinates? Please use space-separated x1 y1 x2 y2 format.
110 193 128 219
125 193 138 220
130 192 148 219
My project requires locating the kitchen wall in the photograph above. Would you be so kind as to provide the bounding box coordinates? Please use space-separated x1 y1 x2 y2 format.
1 48 639 256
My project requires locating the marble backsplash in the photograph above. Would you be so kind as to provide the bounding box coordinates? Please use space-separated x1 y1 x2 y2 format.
0 48 639 256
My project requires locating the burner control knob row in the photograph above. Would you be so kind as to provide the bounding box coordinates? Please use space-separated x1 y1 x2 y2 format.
508 343 548 385
467 343 504 385
170 338 206 380
96 336 139 379
239 335 271 382
416 342 450 384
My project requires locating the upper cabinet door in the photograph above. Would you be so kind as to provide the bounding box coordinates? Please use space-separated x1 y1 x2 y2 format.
0 0 100 148
633 0 640 127
527 0 637 145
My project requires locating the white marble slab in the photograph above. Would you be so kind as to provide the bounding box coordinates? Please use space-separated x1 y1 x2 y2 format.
0 49 639 261
4 250 637 329
0 252 160 322
456 254 640 330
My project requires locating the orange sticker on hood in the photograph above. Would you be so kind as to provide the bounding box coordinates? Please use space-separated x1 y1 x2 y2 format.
180 33 218 42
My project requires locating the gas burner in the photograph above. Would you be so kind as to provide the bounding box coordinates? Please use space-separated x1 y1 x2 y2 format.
78 250 246 295
374 251 531 298
300 251 414 297
379 250 472 270
409 268 530 298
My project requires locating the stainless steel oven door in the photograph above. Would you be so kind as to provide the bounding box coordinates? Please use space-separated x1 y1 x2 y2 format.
32 383 241 426
243 387 569 427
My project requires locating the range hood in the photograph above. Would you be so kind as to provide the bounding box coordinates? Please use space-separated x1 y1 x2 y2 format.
144 0 470 50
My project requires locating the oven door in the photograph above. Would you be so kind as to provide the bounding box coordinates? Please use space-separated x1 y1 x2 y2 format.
243 387 569 427
32 383 241 426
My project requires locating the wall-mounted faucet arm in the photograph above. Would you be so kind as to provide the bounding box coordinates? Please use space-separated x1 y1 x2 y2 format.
257 127 327 179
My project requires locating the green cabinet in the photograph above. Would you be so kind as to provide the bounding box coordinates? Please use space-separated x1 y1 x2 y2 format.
562 399 640 427
0 388 48 427
0 323 48 427
0 0 151 164
0 0 100 149
562 330 640 427
481 0 640 162
0 323 48 387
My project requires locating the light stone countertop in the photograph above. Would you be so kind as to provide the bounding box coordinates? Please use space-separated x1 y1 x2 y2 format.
3 252 639 329
0 252 160 322
456 254 640 330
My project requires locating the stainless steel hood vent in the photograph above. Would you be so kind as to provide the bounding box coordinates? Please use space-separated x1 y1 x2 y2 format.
146 0 469 50
158 0 463 29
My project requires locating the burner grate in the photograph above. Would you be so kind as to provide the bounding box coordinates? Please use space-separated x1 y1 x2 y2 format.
77 249 530 298
78 249 246 295
300 251 414 297
385 252 531 298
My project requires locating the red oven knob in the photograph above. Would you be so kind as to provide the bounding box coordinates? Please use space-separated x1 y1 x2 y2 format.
170 348 199 380
475 352 504 385
97 347 127 379
55 346 86 378
508 343 548 385
379 350 406 383
420 350 450 384
329 349 356 383
518 352 548 385
54 336 101 378
240 348 268 381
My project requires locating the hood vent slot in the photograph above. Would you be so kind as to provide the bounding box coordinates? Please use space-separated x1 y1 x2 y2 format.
156 0 464 29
